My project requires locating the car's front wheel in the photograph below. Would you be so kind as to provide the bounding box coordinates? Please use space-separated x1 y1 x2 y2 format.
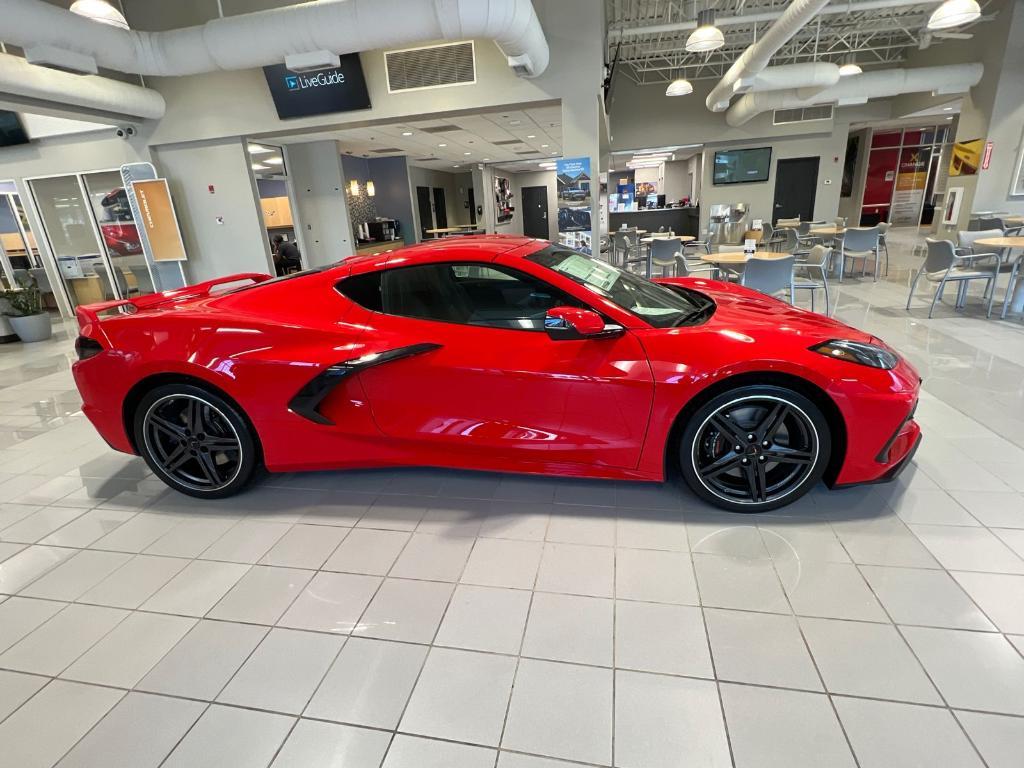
134 383 259 499
679 385 830 513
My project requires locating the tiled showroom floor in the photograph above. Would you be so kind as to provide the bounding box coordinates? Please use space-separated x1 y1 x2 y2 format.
1 230 1024 767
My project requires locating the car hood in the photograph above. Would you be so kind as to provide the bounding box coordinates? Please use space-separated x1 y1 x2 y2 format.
660 277 876 345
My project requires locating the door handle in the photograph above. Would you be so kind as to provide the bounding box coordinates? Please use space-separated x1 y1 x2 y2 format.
774 203 782 208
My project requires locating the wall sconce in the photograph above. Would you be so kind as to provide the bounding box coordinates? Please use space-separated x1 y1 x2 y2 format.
366 180 376 197
348 179 360 196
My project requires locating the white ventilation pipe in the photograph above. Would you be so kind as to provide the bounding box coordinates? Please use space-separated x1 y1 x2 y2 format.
0 52 165 120
734 62 840 96
1 0 550 78
705 0 832 112
725 63 984 126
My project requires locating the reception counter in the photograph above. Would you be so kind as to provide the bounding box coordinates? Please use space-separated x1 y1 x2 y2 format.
610 207 699 237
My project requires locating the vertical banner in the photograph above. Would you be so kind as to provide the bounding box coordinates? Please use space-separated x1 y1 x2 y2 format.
131 179 188 262
890 147 931 225
556 157 592 254
120 163 186 291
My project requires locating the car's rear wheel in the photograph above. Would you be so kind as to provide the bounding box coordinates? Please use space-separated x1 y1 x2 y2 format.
679 385 830 513
134 383 259 499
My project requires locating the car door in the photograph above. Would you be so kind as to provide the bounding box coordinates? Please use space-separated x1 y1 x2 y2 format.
343 259 655 471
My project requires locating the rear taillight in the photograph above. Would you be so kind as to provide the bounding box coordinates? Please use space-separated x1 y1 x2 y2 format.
75 336 104 360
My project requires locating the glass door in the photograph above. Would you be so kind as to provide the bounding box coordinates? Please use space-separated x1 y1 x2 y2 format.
27 174 119 309
82 170 156 297
0 181 57 309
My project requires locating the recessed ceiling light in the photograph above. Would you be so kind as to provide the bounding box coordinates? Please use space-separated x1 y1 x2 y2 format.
464 152 471 155
483 158 491 161
541 144 549 148
247 144 272 154
527 134 536 138
453 164 460 168
401 131 413 136
265 157 283 165
943 106 954 111
438 143 447 147
251 163 268 170
509 120 521 126
946 116 954 120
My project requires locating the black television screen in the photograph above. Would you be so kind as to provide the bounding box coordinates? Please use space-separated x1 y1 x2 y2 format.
713 147 772 185
0 111 30 147
263 55 371 119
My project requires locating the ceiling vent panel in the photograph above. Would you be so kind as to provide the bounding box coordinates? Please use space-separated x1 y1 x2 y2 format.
415 156 439 162
515 150 540 155
420 124 463 134
370 148 404 153
385 41 476 93
493 139 522 146
773 105 834 125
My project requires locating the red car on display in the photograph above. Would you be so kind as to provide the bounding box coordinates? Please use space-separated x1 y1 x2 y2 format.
72 236 921 513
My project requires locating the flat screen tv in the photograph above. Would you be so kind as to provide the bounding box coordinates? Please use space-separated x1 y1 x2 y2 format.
713 147 772 185
263 55 371 119
0 111 30 147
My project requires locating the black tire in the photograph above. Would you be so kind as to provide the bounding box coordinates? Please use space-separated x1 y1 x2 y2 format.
679 385 831 513
133 383 259 499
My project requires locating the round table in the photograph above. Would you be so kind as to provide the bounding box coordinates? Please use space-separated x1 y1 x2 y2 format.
701 252 793 265
810 226 844 236
975 236 1024 315
640 235 696 244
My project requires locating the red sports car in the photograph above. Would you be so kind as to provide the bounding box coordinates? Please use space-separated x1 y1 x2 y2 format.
72 236 920 513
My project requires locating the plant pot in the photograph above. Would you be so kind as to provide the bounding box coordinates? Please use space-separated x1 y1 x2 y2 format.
9 313 53 343
0 315 17 343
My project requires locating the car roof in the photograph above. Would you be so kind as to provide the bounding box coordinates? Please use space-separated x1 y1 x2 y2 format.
329 235 545 273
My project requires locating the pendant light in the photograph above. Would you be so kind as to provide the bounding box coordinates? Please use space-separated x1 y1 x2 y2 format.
69 0 129 30
348 179 360 196
686 9 725 53
838 55 862 77
665 78 694 96
366 181 376 197
928 0 981 29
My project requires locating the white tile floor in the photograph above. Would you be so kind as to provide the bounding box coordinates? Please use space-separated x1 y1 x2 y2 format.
0 228 1023 767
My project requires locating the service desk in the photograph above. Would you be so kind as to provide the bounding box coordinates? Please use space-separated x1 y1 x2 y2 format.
610 207 699 238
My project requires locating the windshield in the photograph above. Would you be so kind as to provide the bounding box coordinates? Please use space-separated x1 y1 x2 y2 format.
527 246 712 328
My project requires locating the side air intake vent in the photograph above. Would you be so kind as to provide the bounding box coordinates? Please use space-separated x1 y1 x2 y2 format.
773 104 834 125
385 41 476 93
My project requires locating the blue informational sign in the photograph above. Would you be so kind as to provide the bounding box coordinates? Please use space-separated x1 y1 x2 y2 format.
556 157 592 254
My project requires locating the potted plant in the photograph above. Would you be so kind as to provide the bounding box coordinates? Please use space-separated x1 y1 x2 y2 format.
2 274 52 343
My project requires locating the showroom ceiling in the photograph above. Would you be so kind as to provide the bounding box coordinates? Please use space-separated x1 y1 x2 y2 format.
607 0 994 84
319 105 563 173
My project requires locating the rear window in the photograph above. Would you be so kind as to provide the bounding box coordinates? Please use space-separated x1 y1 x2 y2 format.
339 271 383 312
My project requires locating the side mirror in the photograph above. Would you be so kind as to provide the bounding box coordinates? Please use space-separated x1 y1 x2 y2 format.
544 306 621 340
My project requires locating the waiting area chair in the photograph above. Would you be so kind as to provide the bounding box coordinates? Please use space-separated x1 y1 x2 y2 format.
839 226 880 280
907 238 998 318
740 255 795 304
958 228 1021 318
794 245 831 315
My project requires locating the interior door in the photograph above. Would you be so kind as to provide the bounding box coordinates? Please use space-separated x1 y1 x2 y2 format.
415 186 433 239
522 185 549 239
772 157 819 223
432 188 448 229
353 260 654 469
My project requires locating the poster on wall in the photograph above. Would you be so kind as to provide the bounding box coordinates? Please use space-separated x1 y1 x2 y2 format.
890 147 931 225
494 176 514 224
942 187 965 225
1012 128 1024 196
949 138 984 176
556 157 592 254
120 163 186 291
131 179 188 262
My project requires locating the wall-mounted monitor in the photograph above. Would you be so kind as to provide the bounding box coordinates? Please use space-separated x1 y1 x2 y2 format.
263 55 371 119
0 111 30 147
713 147 772 185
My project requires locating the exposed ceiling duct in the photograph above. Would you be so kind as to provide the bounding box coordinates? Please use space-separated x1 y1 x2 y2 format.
1 0 550 78
608 0 952 40
734 62 840 97
704 0 833 112
0 52 165 120
724 63 984 125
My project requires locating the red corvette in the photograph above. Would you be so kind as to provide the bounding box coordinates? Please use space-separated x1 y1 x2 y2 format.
72 236 920 513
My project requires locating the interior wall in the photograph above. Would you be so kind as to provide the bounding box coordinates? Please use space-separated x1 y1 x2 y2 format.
152 137 272 282
662 159 689 202
699 124 849 230
340 155 380 232
286 140 355 266
407 166 469 239
368 156 417 245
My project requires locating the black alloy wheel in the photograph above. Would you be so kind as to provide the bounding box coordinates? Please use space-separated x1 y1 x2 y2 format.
135 384 259 498
680 385 830 513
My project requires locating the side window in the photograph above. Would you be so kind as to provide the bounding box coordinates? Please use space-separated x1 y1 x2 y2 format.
380 262 583 330
338 271 383 312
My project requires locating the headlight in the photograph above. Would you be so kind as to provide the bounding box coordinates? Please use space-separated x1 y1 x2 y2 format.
810 339 899 370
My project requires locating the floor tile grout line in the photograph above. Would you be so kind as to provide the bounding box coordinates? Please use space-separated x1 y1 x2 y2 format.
759 524 863 768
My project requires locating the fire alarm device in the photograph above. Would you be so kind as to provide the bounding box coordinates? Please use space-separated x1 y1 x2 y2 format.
208 185 215 194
